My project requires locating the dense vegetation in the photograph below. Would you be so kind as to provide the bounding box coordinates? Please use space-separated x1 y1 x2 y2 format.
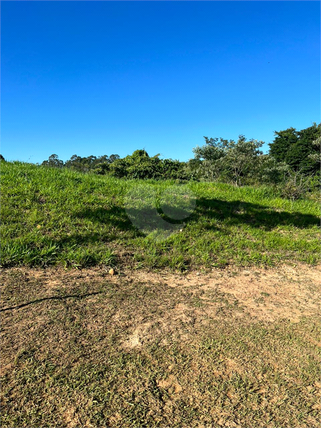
34 123 321 197
269 123 320 174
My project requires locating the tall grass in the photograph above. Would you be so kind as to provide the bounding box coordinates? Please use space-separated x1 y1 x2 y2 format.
1 162 320 269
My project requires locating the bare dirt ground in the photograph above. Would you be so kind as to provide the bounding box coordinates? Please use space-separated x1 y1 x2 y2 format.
1 264 321 428
2 263 320 318
1 263 320 351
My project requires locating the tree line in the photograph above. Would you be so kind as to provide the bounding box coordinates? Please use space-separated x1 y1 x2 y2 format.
2 123 319 198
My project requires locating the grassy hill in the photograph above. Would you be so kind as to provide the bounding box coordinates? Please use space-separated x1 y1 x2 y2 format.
1 161 321 427
1 161 320 270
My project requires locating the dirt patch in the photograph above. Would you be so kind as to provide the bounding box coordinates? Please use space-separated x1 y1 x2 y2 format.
157 375 183 394
1 264 320 354
62 407 81 428
1 264 320 322
1 265 321 428
117 263 321 323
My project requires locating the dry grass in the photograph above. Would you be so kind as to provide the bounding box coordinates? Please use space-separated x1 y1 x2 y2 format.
1 265 321 427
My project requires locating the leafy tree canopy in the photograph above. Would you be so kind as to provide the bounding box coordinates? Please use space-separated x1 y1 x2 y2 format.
269 123 320 173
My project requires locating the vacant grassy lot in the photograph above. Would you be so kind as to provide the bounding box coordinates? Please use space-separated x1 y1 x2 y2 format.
1 162 320 269
1 162 320 427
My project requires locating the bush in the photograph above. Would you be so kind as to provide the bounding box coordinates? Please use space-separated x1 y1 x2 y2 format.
258 155 290 185
278 172 320 200
193 135 265 185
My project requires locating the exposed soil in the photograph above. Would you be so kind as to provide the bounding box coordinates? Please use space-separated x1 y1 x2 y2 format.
1 264 321 427
1 263 320 352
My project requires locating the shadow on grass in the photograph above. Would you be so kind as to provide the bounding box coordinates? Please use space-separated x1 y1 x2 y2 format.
73 198 319 237
77 206 136 232
41 198 318 265
55 206 143 247
194 198 320 231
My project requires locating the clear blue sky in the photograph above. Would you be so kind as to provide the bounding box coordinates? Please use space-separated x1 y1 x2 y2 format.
1 1 320 164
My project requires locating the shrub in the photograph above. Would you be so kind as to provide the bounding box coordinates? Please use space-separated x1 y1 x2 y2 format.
278 171 320 200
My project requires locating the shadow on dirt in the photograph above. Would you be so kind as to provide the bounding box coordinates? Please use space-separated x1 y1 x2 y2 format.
0 291 103 312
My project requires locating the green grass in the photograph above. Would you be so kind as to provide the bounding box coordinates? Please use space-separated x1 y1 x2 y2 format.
1 161 320 269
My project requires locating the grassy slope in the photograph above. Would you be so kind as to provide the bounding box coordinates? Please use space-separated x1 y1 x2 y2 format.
1 162 320 269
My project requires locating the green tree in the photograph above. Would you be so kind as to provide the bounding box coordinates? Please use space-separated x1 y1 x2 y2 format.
42 154 64 168
308 135 321 166
192 137 227 161
109 154 120 163
193 135 264 185
257 155 290 185
269 123 320 174
269 127 297 163
108 158 130 178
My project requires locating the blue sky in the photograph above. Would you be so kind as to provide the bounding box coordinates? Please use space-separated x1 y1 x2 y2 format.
1 1 320 164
